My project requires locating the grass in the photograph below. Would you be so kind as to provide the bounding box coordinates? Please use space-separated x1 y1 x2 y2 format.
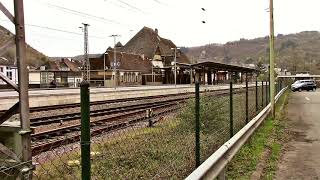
33 91 260 179
226 89 290 179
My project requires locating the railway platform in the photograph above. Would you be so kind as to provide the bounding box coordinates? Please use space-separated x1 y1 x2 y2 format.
0 84 249 111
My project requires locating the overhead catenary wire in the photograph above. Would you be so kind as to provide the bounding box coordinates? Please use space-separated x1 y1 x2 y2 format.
152 0 168 6
0 19 108 39
116 0 148 14
103 0 137 12
45 3 123 25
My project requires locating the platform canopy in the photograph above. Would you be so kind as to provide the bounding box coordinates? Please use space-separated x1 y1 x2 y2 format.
188 61 258 73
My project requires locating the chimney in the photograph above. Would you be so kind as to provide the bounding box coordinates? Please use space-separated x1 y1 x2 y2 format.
155 28 158 34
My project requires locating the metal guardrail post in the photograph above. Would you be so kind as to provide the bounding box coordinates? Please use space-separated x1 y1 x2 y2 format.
80 81 91 180
217 167 226 180
261 81 264 108
265 81 268 106
229 81 234 138
245 75 248 123
195 81 200 168
268 81 270 103
255 81 258 114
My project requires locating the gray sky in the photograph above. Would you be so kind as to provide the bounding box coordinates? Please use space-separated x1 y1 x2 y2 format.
1 0 319 57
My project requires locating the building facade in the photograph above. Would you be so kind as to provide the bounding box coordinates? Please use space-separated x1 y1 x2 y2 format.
36 58 82 88
0 58 18 85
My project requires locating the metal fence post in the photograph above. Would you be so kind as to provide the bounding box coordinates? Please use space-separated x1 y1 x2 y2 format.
229 81 234 138
255 80 258 113
245 74 248 123
80 81 91 180
195 81 200 168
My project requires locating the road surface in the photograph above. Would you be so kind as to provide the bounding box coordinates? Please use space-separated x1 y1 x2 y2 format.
276 90 320 179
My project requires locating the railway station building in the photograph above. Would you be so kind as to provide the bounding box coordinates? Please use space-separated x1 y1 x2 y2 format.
87 26 257 87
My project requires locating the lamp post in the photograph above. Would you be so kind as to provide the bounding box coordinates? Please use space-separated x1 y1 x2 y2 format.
103 53 107 87
109 34 120 89
171 47 180 87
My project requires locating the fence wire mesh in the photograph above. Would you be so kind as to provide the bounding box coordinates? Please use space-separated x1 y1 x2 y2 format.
0 81 285 179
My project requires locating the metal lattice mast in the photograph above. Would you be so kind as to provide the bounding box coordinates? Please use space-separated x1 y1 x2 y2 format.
82 23 89 81
0 0 32 178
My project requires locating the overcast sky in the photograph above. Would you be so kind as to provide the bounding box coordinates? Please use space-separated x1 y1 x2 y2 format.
1 0 319 57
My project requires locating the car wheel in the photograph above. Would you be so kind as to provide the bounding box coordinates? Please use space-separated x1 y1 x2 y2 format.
299 88 302 92
313 88 316 91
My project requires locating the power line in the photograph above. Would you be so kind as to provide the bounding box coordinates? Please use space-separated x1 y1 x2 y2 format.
116 0 148 14
45 3 122 25
0 19 107 39
153 0 168 6
103 0 136 12
26 23 107 39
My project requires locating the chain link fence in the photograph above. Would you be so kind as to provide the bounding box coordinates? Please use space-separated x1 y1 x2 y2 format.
0 80 287 179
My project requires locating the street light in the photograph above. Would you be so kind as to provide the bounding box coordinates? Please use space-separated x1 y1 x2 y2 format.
103 52 108 87
171 47 180 87
109 34 120 89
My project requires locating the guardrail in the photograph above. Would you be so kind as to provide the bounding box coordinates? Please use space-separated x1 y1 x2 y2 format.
186 86 288 180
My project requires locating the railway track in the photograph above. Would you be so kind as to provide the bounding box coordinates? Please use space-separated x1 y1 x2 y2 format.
31 102 180 155
30 88 254 155
1 87 254 155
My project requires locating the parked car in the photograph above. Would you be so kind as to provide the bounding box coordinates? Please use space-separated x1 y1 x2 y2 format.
291 80 317 92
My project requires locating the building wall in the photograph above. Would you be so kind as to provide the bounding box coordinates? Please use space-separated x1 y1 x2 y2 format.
0 65 18 84
29 71 40 84
119 71 142 86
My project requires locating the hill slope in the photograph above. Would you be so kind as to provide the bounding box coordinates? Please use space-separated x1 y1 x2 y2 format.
184 31 320 73
0 25 48 67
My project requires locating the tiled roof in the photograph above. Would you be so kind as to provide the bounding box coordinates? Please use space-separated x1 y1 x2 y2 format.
0 57 15 66
40 58 81 71
90 51 152 73
106 50 152 73
121 26 190 64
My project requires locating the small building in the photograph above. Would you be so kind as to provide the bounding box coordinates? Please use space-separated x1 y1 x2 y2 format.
0 57 18 85
36 58 82 88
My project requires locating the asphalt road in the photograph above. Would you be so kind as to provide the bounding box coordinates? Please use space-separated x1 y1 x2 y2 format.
276 89 320 179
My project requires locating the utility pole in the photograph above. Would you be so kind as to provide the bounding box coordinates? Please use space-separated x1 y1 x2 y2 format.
110 34 120 89
82 23 90 82
269 0 275 118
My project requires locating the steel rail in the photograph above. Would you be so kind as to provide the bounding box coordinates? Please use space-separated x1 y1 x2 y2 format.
31 104 179 155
